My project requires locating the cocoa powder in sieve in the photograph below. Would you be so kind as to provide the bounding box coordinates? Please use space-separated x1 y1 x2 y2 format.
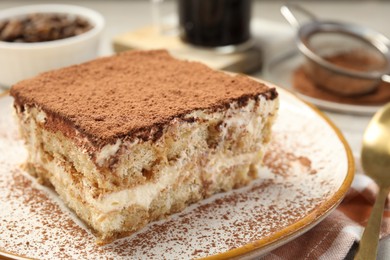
293 52 390 105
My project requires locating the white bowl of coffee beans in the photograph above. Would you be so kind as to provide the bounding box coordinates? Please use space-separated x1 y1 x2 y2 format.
0 4 105 87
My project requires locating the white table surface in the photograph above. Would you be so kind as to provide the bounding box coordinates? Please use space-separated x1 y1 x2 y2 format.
0 0 389 259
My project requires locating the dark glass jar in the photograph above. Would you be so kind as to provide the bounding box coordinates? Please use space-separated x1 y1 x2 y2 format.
178 0 252 47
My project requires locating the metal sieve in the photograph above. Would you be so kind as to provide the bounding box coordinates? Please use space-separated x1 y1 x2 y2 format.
281 4 390 96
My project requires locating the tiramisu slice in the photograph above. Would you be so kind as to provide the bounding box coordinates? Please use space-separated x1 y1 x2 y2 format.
10 50 278 244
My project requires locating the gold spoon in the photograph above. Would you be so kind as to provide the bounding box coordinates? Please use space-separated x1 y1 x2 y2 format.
355 102 390 260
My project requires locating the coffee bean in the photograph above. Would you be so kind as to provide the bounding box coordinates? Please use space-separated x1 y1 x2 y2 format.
0 13 93 43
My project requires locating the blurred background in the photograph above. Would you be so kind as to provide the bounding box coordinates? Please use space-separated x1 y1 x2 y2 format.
1 0 388 57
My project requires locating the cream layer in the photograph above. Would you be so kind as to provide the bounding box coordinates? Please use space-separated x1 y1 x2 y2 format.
17 94 278 216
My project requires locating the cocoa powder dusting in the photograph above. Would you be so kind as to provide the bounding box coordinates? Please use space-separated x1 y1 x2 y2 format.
0 131 331 259
10 50 277 146
263 138 317 177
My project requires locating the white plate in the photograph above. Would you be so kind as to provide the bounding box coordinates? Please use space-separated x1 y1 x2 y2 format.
0 85 354 259
263 48 382 116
